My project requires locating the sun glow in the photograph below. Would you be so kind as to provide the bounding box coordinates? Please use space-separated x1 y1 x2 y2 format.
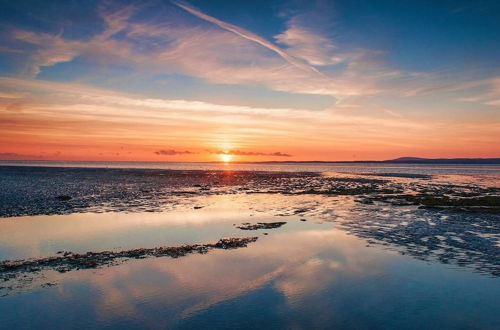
220 153 234 163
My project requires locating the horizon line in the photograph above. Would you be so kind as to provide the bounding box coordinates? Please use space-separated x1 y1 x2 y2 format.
1 157 499 164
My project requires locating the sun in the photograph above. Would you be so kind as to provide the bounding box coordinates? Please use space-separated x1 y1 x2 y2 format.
220 153 233 163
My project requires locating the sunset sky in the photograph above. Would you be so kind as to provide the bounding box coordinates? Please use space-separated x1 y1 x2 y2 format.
0 0 499 162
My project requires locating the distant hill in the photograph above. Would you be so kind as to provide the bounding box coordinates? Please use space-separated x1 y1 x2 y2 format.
385 157 500 164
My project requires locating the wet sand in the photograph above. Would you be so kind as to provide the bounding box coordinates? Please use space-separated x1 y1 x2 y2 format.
0 165 499 328
1 167 499 280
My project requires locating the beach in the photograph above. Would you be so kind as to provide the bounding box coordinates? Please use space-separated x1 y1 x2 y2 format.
0 163 499 329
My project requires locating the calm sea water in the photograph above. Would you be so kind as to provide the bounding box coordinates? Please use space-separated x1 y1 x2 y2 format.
1 160 500 175
0 162 498 329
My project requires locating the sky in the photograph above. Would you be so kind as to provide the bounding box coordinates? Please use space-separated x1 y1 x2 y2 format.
0 0 499 162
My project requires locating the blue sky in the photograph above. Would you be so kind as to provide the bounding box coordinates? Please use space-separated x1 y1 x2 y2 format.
0 0 499 161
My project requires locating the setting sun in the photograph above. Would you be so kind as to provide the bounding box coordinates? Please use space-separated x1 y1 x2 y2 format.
0 1 499 328
220 154 234 163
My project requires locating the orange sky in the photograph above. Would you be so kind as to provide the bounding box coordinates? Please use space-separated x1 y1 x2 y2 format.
0 1 499 162
0 77 499 162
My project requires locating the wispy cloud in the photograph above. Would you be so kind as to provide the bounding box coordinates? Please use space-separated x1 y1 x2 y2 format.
10 4 136 76
0 46 24 54
12 30 84 76
154 149 195 155
1 2 498 160
0 77 425 130
274 2 343 67
405 77 500 106
0 91 29 99
5 2 406 98
275 22 342 66
0 76 449 162
172 1 323 76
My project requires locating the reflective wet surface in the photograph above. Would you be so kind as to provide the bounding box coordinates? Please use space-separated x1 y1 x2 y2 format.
0 165 499 329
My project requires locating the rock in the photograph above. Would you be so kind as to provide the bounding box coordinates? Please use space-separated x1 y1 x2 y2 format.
0 236 259 285
237 222 287 230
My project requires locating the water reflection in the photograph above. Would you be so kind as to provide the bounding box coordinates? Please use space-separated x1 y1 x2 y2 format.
1 192 499 279
0 194 274 259
87 229 381 318
1 226 498 329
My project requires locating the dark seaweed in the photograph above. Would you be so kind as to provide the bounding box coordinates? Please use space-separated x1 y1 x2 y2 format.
0 237 258 284
237 222 287 230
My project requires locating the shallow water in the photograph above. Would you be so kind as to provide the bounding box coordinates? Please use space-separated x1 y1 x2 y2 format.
0 164 499 329
2 160 500 176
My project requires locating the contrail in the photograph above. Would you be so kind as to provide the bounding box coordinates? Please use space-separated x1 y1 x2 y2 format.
172 1 324 76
